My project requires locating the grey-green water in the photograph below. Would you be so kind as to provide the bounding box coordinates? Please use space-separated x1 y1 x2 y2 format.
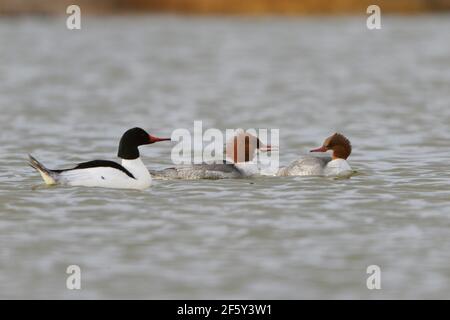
0 15 449 299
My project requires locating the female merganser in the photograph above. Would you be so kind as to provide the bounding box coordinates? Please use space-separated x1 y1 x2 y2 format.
278 133 352 177
150 130 273 180
29 127 171 190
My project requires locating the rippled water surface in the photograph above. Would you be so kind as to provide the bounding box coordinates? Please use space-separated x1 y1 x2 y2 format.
0 15 449 299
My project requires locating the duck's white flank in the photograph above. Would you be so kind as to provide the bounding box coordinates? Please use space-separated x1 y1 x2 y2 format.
323 158 352 177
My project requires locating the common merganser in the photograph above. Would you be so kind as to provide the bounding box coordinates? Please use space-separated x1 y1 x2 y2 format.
150 130 273 180
278 133 353 177
29 127 171 190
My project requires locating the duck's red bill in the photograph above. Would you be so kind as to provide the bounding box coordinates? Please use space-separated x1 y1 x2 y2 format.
310 146 328 152
149 135 171 143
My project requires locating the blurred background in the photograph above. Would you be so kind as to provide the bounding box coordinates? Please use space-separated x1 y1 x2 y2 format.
1 0 450 300
1 0 450 15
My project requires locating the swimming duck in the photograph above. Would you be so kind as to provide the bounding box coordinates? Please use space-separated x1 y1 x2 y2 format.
150 130 273 180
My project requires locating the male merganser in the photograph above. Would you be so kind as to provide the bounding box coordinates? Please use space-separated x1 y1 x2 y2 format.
150 130 273 180
278 133 353 177
29 127 171 190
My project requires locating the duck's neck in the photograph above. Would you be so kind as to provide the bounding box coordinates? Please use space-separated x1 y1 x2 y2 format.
121 158 151 182
118 143 140 160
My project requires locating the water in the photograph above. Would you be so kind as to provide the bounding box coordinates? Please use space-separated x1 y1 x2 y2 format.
0 15 449 299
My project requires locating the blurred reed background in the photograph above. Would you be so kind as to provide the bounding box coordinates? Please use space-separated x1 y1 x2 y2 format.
1 0 450 15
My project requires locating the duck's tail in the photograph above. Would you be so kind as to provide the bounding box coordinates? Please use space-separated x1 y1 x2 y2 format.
28 154 57 185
